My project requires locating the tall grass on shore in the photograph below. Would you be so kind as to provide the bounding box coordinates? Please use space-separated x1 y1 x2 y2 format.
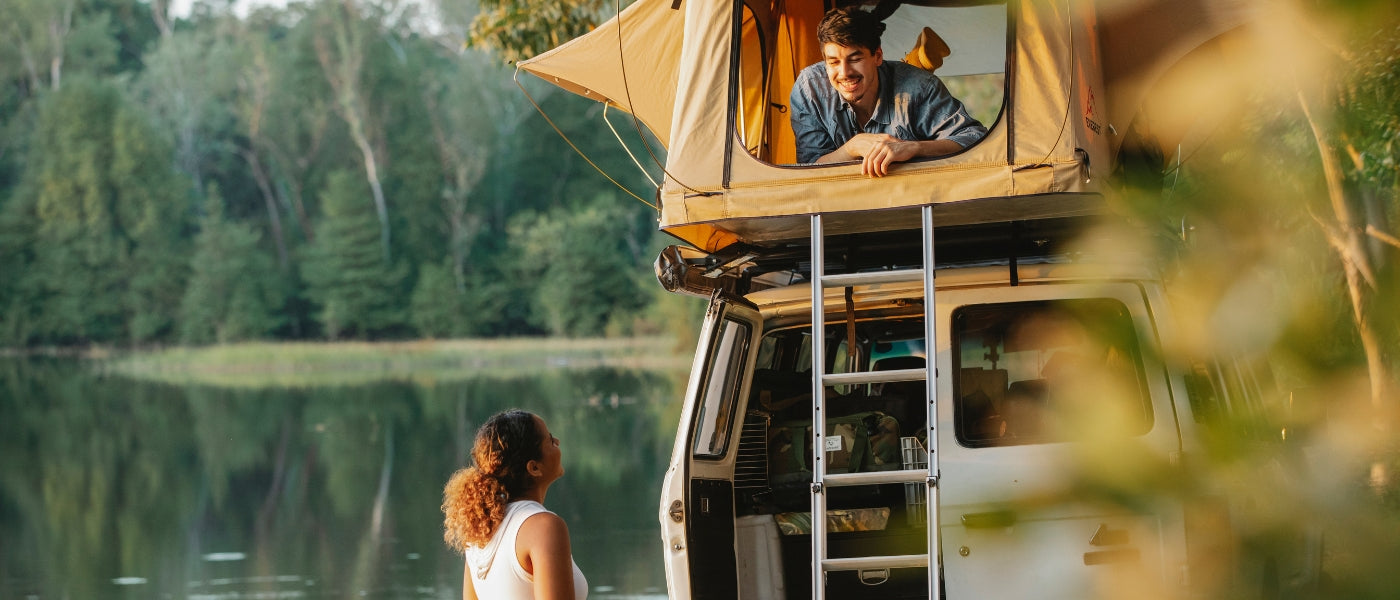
104 337 692 388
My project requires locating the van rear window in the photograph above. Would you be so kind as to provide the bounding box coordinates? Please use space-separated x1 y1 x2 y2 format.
693 318 753 458
952 299 1152 448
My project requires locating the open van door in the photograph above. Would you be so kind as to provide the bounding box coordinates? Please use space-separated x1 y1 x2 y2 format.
659 292 764 600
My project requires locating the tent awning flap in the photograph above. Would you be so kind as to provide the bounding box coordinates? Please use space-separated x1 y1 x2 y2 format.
517 0 684 147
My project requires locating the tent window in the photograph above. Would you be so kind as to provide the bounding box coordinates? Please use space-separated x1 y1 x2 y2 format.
736 1 1007 166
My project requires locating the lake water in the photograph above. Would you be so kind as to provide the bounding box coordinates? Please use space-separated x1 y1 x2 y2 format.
0 358 687 599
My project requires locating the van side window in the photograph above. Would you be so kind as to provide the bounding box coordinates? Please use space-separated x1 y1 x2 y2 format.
693 318 752 458
1184 362 1224 426
1187 358 1283 441
952 299 1151 447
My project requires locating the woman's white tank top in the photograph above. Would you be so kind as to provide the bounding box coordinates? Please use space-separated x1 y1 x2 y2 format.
466 500 588 600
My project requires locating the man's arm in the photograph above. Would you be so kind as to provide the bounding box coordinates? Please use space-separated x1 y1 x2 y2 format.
821 133 965 176
916 76 987 150
790 69 840 163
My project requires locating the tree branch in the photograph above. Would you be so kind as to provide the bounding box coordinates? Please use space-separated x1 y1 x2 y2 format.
1298 88 1379 287
151 0 173 38
1297 73 1390 411
1366 225 1400 250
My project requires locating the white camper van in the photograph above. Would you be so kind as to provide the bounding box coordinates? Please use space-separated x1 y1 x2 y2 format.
652 210 1318 600
517 1 1320 598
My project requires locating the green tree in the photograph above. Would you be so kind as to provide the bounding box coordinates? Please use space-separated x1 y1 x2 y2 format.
302 170 406 339
507 198 646 337
16 78 188 343
467 0 606 63
0 0 80 92
418 50 504 298
0 190 39 345
408 260 465 338
0 0 136 95
311 0 393 261
179 186 285 344
111 99 191 342
134 26 238 216
244 7 332 248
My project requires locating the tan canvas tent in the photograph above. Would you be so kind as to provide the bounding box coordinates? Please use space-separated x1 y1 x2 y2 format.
518 0 1252 253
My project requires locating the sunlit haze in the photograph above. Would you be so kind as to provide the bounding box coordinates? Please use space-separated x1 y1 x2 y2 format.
167 0 443 34
168 0 287 18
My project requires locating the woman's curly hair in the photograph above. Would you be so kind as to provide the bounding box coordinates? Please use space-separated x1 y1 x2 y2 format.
442 409 544 552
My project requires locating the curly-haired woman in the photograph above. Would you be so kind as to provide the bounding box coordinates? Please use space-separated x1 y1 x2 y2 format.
443 409 587 600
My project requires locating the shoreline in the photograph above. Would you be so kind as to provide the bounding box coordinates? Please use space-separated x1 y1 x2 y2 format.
4 337 693 388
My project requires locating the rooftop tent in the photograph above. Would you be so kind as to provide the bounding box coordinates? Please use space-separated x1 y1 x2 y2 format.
517 0 1253 253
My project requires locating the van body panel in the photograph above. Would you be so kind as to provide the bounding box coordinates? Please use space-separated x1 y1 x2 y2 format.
941 512 1170 598
935 281 1183 599
661 256 1313 599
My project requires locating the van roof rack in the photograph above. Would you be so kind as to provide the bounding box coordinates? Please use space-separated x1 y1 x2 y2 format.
657 209 1119 298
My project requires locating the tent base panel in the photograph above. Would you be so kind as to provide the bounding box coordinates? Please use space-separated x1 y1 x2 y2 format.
661 193 1107 251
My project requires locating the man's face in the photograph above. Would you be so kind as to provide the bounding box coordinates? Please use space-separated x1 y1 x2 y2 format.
822 42 883 108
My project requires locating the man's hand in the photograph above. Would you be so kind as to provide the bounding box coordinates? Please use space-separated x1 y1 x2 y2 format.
855 135 920 177
817 133 963 177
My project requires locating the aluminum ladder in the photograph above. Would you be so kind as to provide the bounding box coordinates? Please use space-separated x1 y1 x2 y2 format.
808 206 941 599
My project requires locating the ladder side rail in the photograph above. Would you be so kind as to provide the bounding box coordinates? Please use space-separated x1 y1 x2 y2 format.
922 205 943 600
809 214 828 600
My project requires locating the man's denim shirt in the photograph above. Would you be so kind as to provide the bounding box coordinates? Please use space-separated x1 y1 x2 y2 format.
789 60 987 164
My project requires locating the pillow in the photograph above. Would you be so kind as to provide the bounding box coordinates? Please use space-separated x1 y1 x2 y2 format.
904 26 951 72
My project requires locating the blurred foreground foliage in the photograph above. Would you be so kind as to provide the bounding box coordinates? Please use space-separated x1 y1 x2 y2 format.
1093 1 1400 598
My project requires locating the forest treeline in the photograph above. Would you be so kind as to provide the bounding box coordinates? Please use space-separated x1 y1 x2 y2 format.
0 0 699 347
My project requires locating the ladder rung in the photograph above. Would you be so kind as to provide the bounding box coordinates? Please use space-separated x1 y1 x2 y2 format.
823 469 928 487
820 269 924 288
821 368 926 387
822 554 930 572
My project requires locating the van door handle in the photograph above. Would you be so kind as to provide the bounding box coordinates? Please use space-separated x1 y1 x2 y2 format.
960 510 1017 528
1089 523 1129 546
1083 548 1140 565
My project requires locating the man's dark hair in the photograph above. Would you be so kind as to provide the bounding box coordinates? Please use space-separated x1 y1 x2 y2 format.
817 7 887 53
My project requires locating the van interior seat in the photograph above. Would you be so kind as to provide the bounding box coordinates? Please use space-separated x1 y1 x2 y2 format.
870 356 929 435
1003 378 1049 439
959 367 1010 441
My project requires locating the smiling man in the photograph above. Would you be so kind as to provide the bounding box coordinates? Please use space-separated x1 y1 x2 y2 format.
790 7 986 176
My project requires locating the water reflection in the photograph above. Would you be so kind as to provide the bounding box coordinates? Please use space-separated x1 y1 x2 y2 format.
0 358 683 599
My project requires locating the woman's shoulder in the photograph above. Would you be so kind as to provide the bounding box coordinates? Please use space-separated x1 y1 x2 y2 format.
516 507 571 550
